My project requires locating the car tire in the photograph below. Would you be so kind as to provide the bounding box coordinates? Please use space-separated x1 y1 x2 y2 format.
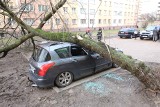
112 63 119 68
130 35 133 39
55 71 73 87
120 36 122 38
140 37 143 40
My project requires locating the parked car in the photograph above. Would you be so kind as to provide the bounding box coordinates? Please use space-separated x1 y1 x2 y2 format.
118 28 139 39
28 41 112 88
140 25 160 40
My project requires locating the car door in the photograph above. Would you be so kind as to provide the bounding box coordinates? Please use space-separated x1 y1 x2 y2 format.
90 52 111 73
70 46 95 79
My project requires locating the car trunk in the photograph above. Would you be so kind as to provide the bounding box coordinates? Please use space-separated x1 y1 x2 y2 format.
29 46 51 75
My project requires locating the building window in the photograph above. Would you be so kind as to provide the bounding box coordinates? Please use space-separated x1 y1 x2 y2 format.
23 18 34 25
124 19 126 24
104 1 107 6
38 5 48 12
90 19 94 24
72 19 77 25
80 19 86 24
109 11 111 15
109 1 111 7
64 19 69 25
9 2 14 9
103 19 106 24
108 19 111 24
113 19 116 24
21 3 34 12
98 19 101 24
119 19 121 24
90 9 95 15
90 0 95 4
118 12 122 16
128 12 130 16
63 7 68 13
72 8 76 14
80 8 86 14
8 18 15 26
114 11 117 16
99 10 101 15
55 18 60 25
124 12 126 16
104 10 107 15
40 18 50 24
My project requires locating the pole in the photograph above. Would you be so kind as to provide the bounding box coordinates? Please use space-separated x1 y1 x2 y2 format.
88 0 89 28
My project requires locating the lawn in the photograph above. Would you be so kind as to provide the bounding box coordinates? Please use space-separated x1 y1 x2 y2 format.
72 29 119 37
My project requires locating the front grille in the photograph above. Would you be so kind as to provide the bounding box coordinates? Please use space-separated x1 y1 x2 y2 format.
142 33 150 34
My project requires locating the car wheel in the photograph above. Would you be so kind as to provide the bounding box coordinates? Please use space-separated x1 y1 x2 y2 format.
130 35 133 39
120 36 122 38
140 37 143 40
55 71 73 87
112 62 119 68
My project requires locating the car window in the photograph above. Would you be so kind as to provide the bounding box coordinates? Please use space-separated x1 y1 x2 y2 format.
32 46 51 62
71 46 87 56
146 26 155 31
55 47 70 58
120 28 129 31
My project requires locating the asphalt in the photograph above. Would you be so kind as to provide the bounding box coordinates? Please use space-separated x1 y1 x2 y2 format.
105 36 160 63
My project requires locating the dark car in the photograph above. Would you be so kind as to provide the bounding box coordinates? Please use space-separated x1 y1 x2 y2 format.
118 28 139 39
140 25 160 40
28 41 112 88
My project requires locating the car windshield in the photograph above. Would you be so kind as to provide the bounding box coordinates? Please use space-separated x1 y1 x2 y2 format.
32 46 51 62
145 26 155 31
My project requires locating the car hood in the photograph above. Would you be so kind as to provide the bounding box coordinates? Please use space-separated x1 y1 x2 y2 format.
140 30 153 34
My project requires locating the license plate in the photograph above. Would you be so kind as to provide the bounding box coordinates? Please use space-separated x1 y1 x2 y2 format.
121 32 124 33
143 36 147 37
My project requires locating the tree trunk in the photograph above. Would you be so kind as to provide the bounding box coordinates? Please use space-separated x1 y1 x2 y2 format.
33 29 160 91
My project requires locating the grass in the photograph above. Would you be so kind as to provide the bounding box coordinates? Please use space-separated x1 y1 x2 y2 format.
72 29 119 37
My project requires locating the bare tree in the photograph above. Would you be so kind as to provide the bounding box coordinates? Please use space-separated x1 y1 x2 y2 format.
0 0 159 91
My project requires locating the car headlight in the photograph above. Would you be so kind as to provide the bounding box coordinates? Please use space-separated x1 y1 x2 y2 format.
150 31 153 35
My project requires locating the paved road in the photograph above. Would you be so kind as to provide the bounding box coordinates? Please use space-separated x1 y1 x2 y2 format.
105 37 160 63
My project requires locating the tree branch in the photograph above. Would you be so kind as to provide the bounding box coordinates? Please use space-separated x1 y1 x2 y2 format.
37 0 67 29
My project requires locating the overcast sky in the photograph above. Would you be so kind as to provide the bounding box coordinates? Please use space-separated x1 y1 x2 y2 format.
141 0 159 14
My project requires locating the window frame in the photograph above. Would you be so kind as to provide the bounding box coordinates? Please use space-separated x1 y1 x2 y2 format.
55 47 70 59
70 46 87 56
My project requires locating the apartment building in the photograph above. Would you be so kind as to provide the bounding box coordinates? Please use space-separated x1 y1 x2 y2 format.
0 0 141 31
157 2 160 20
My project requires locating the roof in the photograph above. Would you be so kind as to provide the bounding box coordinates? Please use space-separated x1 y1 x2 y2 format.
37 41 73 51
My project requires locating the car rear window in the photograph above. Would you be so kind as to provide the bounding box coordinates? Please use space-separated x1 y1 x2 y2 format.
32 46 51 62
120 28 129 31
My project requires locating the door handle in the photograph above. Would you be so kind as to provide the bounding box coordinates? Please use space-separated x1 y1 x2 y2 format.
72 59 78 62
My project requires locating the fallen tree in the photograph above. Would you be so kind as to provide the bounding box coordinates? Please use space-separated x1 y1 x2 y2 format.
0 0 159 91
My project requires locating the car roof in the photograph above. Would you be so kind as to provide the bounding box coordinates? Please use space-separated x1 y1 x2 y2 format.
120 28 136 30
37 41 75 51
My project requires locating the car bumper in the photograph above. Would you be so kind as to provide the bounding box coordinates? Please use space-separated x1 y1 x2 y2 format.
118 34 130 38
28 70 55 88
140 35 153 39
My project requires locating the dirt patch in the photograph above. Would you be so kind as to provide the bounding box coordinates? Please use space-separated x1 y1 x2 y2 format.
0 49 159 107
